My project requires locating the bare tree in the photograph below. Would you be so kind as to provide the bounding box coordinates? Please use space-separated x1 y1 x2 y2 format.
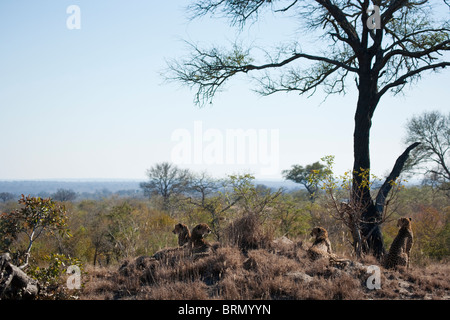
52 188 77 202
404 110 450 192
185 172 240 241
140 162 191 212
0 192 15 203
187 172 221 206
166 0 450 258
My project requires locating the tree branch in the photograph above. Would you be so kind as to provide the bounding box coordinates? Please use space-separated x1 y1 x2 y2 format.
315 0 361 51
188 0 268 28
377 61 450 98
383 28 450 54
376 39 450 73
381 0 410 27
375 142 420 214
245 52 358 73
167 43 358 105
274 0 298 13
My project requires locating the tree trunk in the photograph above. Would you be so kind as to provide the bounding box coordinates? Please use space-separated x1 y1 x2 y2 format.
353 87 421 259
19 227 37 269
360 203 385 259
353 68 385 259
93 246 98 267
362 143 421 259
353 62 378 200
0 253 39 299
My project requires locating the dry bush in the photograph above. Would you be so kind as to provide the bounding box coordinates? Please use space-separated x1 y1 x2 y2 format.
363 262 450 300
307 273 362 300
268 236 305 259
223 213 273 250
81 265 120 300
217 248 365 300
404 264 450 296
215 271 250 299
243 249 299 275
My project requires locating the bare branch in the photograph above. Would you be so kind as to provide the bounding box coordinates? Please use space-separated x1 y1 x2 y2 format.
315 0 361 50
376 39 450 73
274 0 298 13
166 42 357 105
187 0 268 28
377 61 450 98
245 52 358 73
381 0 410 26
375 142 420 214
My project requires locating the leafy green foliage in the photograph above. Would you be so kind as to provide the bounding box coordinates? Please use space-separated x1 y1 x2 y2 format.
226 173 282 217
272 193 312 238
282 161 331 201
0 195 70 266
29 253 83 299
411 205 449 262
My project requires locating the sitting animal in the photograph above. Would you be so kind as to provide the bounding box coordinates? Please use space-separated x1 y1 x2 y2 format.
121 223 215 270
307 227 333 261
307 226 351 267
150 223 193 262
384 217 413 269
172 223 191 246
189 223 211 250
189 223 216 259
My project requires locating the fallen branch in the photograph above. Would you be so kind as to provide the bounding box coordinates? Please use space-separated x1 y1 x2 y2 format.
0 253 39 299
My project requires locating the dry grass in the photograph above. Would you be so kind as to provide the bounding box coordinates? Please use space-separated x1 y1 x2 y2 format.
223 213 273 250
79 239 450 300
81 265 119 300
78 213 449 300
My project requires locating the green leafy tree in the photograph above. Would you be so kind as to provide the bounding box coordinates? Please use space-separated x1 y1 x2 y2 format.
272 193 312 238
78 199 111 266
106 202 140 260
167 0 450 258
0 195 71 269
411 205 449 262
282 161 330 201
29 253 83 299
226 174 283 218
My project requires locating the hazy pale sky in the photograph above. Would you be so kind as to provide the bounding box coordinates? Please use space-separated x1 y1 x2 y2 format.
0 0 448 181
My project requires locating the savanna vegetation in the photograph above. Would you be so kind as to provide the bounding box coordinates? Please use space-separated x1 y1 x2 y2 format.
1 0 449 301
0 155 448 299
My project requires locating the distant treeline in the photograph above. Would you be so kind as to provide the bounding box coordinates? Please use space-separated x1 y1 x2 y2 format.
0 180 142 199
0 179 300 201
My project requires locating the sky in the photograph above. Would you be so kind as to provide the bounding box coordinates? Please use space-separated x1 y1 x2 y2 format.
0 0 449 182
